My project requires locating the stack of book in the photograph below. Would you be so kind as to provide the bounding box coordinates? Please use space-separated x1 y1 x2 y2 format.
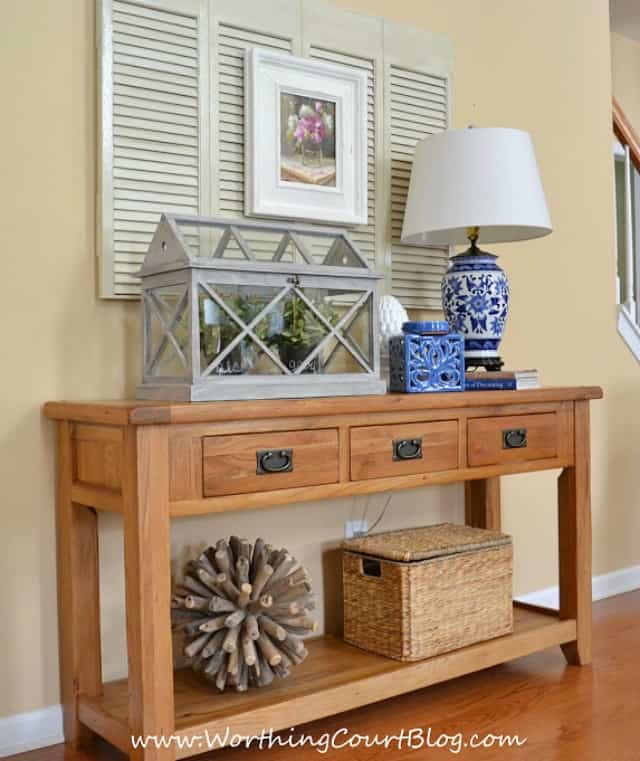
464 369 540 391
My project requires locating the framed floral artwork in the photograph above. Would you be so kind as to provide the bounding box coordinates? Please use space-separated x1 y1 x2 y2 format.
245 48 368 225
280 94 337 187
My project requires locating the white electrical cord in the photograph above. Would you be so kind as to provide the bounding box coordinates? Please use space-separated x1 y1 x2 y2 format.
360 493 370 527
348 493 392 537
366 493 392 535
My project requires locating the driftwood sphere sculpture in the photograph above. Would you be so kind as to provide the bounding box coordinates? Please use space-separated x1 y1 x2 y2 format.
172 537 316 691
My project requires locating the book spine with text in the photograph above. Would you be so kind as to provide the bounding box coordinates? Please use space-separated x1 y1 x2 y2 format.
464 378 517 391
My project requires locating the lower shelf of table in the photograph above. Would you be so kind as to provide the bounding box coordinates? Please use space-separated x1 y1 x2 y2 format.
79 605 576 758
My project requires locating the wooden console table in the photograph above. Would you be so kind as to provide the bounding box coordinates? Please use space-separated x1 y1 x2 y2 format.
44 386 602 759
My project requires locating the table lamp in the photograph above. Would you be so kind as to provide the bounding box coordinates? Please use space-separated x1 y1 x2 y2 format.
401 127 552 370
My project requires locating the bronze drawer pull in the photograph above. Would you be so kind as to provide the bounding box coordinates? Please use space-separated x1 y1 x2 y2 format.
503 428 527 449
256 448 293 474
393 437 423 461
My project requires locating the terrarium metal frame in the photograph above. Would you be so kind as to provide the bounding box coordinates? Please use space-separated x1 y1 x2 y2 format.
137 214 385 401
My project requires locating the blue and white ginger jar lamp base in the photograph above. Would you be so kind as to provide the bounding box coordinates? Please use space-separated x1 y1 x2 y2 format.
441 244 509 371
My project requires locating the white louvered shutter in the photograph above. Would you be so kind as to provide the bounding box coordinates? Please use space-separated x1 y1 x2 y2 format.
209 1 300 260
214 25 294 220
98 0 452 303
99 0 206 297
384 24 453 311
303 3 383 272
214 23 293 260
308 48 377 268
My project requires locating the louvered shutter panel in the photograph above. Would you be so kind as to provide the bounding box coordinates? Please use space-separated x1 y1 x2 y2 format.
383 24 453 311
215 24 293 221
308 48 377 268
388 65 450 309
99 0 205 297
213 24 294 260
301 3 383 272
209 1 300 260
98 0 452 300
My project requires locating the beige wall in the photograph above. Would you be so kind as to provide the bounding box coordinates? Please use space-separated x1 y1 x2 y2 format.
0 0 634 719
612 31 640 131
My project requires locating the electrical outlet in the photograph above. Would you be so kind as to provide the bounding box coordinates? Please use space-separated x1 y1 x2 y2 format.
345 519 368 539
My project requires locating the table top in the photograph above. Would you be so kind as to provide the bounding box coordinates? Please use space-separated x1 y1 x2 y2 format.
44 386 603 426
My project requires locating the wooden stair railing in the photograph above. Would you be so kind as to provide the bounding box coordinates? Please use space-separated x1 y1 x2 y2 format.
612 96 640 357
613 96 640 171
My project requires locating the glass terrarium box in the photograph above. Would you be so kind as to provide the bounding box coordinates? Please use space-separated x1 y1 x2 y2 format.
136 214 385 401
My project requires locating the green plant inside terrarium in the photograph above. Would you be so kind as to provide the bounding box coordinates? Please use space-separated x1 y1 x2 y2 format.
199 291 338 375
266 295 333 373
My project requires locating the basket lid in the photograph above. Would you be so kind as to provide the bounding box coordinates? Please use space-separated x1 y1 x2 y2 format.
342 523 511 562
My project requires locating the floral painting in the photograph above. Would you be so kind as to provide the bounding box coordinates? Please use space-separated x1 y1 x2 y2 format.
280 93 336 187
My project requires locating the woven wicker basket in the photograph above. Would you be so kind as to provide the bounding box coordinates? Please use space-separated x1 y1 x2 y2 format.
342 523 513 661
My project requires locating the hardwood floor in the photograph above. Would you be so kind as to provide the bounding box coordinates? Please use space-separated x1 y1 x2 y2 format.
10 591 640 761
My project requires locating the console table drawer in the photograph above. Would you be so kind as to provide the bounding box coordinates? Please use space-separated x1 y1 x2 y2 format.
467 412 559 467
202 429 339 497
350 420 459 481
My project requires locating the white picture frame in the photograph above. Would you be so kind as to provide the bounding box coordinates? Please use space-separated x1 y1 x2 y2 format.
245 48 368 225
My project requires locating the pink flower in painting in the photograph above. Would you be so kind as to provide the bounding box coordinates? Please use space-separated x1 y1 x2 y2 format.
294 113 325 145
293 120 307 143
315 101 324 114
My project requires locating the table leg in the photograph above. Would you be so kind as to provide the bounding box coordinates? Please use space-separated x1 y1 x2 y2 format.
55 421 102 746
465 477 501 530
123 426 175 761
558 400 592 665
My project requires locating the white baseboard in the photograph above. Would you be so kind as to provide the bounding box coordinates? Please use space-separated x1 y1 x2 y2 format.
2 564 639 758
0 704 63 758
515 563 640 609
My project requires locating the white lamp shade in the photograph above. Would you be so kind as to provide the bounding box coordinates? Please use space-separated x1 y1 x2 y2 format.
401 127 552 246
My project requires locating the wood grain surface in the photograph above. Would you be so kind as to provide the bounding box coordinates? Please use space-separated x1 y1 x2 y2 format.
72 424 123 491
467 412 559 467
44 388 602 760
202 428 339 497
43 387 603 425
15 592 639 761
122 426 175 761
350 419 458 480
75 605 573 757
55 422 102 747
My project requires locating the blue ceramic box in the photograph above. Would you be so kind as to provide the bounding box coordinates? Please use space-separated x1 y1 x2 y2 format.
389 322 465 393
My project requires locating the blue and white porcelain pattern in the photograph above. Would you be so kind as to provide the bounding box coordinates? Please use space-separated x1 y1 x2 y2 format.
441 251 510 361
389 332 465 393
